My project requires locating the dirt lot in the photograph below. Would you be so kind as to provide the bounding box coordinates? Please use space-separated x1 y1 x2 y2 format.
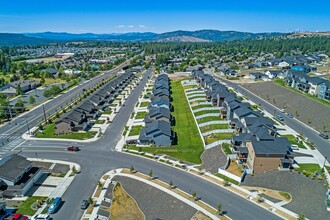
242 81 330 132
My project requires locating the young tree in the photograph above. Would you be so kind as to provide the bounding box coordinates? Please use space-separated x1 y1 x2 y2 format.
16 85 23 95
14 99 25 113
169 180 173 188
297 213 305 220
29 95 36 105
217 203 223 215
191 192 197 200
148 169 153 178
130 165 135 173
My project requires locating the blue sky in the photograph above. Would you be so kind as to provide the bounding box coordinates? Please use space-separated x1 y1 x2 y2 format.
0 0 329 33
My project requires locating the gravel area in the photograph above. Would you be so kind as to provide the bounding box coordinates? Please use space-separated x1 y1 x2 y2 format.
113 176 197 220
51 163 70 174
242 82 330 132
201 145 227 173
242 170 328 220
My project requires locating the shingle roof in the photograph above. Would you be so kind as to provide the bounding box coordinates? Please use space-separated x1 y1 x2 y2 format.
0 155 32 182
250 137 290 156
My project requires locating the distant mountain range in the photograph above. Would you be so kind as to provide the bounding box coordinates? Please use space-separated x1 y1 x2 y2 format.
0 29 284 46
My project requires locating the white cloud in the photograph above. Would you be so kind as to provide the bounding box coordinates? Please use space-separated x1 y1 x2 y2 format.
127 25 134 28
139 25 146 28
117 25 125 28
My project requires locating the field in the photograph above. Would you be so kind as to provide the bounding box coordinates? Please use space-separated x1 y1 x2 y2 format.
132 79 204 164
19 55 71 63
204 133 233 145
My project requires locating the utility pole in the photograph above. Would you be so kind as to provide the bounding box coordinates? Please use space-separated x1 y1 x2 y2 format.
25 118 30 135
8 106 13 120
42 105 47 124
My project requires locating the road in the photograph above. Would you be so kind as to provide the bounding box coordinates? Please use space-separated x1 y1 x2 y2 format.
215 75 330 159
16 70 281 220
0 59 131 156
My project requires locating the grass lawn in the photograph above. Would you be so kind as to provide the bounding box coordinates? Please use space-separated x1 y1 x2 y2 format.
16 196 47 216
32 77 67 86
36 123 96 140
128 125 142 136
140 102 149 107
102 110 112 114
204 132 233 145
123 126 129 136
214 173 239 185
226 159 243 176
281 134 306 149
295 163 321 176
194 110 220 117
109 103 117 107
132 79 204 164
94 119 105 124
200 124 228 133
274 79 330 108
197 116 224 124
183 85 198 89
110 183 144 220
222 143 232 155
191 104 213 110
135 111 148 119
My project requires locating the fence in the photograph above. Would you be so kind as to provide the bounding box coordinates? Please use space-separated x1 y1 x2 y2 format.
198 120 229 127
187 93 206 99
217 167 242 183
193 107 222 113
202 129 234 136
190 101 212 107
205 140 231 149
195 113 220 119
188 98 205 102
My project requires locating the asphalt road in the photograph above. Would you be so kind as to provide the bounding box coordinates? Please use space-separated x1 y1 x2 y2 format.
215 76 330 159
16 70 281 220
0 59 131 152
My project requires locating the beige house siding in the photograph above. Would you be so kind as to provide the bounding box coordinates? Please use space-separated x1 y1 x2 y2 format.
55 122 72 135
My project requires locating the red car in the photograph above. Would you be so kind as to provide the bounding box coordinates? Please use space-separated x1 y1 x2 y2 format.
67 146 80 151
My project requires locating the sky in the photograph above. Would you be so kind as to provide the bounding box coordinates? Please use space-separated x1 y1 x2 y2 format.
0 0 329 34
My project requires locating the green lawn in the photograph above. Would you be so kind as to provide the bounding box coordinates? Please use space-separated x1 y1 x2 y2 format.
191 104 213 110
36 123 96 140
123 126 129 136
140 102 149 107
204 132 233 145
194 110 220 117
128 125 143 136
132 79 204 164
281 134 306 149
295 163 321 176
200 124 228 133
222 143 232 155
102 110 112 114
183 85 198 89
214 173 239 185
274 79 330 108
16 196 47 216
197 116 224 124
135 111 148 119
94 119 105 124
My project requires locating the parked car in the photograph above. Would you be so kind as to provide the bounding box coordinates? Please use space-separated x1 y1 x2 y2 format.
280 108 285 113
287 113 293 118
31 214 50 220
275 114 284 121
48 197 62 214
80 199 89 209
291 144 299 150
67 146 80 151
319 133 329 139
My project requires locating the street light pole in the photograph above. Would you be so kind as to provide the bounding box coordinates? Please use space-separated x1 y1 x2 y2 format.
323 156 328 171
25 118 31 135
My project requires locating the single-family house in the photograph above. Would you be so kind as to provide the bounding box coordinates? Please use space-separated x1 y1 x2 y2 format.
139 121 175 146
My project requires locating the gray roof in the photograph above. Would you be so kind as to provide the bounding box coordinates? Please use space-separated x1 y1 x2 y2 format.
250 137 290 156
139 120 173 146
0 155 32 182
145 107 171 123
150 96 170 108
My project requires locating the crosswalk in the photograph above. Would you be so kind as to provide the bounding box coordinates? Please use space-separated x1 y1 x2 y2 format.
0 135 25 159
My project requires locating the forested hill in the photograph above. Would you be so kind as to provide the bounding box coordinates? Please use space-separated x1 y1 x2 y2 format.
144 36 330 55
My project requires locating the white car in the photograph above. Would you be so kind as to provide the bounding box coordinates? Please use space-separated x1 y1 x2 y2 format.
31 214 50 220
291 144 299 150
280 108 285 113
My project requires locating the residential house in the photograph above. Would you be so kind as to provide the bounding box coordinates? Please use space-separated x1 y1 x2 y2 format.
144 107 172 124
139 120 175 146
0 79 41 96
149 96 170 109
264 70 284 79
0 154 43 197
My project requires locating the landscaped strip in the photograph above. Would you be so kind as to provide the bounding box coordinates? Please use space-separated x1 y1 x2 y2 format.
36 123 96 140
197 116 224 123
200 124 228 133
204 133 233 145
132 79 204 164
129 125 143 136
280 134 306 149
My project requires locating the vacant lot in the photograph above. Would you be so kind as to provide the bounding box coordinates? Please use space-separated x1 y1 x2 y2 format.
242 81 330 132
110 183 144 220
242 170 327 220
113 176 197 220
